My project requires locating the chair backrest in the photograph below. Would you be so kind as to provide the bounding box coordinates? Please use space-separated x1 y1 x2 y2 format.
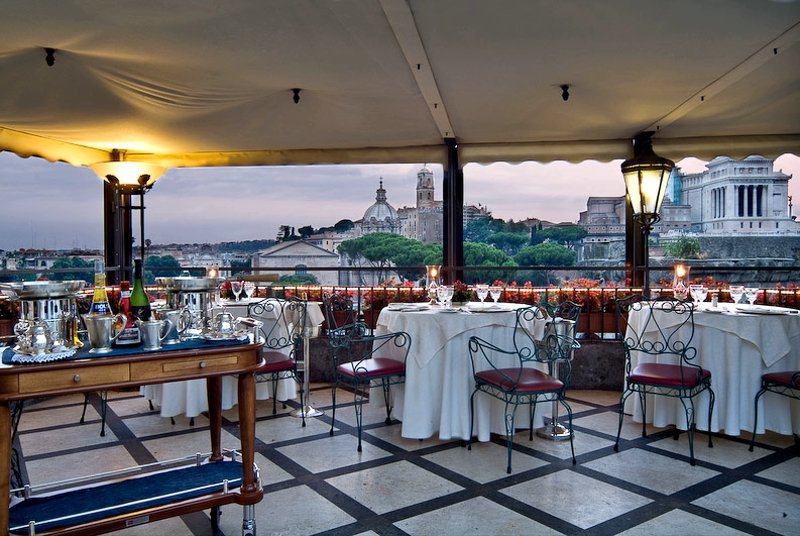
247 297 307 353
321 292 358 333
616 295 697 369
512 305 551 363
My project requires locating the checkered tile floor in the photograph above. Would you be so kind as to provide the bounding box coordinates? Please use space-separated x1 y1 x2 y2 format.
13 386 800 535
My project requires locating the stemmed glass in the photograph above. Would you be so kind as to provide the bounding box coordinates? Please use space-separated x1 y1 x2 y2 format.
475 284 489 305
744 287 759 305
488 285 503 304
436 285 453 308
243 281 256 300
689 284 708 306
729 285 745 304
231 280 243 301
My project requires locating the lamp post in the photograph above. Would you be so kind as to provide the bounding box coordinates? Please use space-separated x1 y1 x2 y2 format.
90 152 166 282
621 132 674 298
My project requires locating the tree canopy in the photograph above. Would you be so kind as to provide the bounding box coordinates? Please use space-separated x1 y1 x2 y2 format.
663 237 701 259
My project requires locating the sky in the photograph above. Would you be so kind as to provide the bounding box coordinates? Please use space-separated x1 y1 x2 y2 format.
1 152 799 251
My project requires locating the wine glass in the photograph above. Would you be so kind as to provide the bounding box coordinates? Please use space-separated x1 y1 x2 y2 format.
729 285 745 304
744 287 759 305
436 285 453 308
689 284 703 305
694 285 708 305
243 281 256 299
231 280 243 301
488 285 503 303
475 284 489 304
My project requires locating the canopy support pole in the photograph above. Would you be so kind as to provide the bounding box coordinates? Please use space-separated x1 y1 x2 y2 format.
103 183 133 285
443 138 463 284
625 199 645 291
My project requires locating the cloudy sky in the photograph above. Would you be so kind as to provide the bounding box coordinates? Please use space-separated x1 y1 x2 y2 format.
1 151 799 251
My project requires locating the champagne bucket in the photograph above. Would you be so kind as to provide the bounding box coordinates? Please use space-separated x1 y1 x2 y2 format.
157 308 192 345
138 319 173 351
83 313 126 354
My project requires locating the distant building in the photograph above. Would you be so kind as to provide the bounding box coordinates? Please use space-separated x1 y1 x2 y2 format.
680 155 798 235
251 240 339 285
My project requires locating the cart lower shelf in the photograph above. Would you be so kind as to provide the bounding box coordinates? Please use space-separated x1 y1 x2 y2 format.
10 460 247 534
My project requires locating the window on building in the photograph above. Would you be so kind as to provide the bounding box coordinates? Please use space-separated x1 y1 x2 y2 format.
294 264 307 275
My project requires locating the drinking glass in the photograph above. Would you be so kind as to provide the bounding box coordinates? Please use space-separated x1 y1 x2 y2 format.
231 280 243 301
744 287 759 305
488 285 503 303
436 285 448 307
243 281 256 299
689 284 704 304
475 284 489 304
729 285 745 304
442 285 454 308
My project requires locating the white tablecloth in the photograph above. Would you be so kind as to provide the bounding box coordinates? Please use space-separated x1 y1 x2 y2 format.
373 302 549 441
623 302 800 436
142 299 324 417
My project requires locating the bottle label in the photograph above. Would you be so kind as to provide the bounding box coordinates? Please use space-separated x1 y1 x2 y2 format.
115 326 141 345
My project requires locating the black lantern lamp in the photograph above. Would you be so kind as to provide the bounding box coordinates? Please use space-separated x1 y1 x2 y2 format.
621 132 674 297
90 150 167 280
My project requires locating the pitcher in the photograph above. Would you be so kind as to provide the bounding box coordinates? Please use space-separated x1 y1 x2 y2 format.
83 313 126 354
138 318 173 351
157 308 192 345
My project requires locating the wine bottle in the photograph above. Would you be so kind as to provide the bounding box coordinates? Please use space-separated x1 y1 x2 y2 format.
130 259 152 322
115 280 141 345
90 258 112 315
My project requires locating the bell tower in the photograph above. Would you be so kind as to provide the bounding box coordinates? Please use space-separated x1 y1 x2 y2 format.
416 165 435 208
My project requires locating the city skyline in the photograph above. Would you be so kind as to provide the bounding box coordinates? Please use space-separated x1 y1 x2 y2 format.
1 152 799 251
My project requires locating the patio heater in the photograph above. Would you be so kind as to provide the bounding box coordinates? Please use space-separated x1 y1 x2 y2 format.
621 133 674 298
91 152 166 282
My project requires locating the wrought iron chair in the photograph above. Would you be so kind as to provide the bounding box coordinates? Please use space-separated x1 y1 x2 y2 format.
468 305 579 473
248 297 306 424
543 300 582 325
615 296 715 465
749 371 800 451
322 293 411 452
321 292 358 334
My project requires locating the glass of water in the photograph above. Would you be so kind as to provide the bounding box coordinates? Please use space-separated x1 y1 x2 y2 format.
689 284 707 305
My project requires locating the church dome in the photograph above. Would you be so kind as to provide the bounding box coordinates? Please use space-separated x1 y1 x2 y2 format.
363 179 398 222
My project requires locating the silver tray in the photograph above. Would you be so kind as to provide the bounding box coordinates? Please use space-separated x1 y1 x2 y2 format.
156 276 220 291
200 330 249 342
1 281 72 299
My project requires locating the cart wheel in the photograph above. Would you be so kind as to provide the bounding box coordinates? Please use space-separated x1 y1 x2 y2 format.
210 505 222 535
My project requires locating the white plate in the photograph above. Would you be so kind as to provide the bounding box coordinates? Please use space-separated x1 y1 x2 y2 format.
437 308 461 313
735 305 797 315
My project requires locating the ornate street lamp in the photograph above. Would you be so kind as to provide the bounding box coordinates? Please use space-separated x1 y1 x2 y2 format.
90 150 167 282
621 132 674 297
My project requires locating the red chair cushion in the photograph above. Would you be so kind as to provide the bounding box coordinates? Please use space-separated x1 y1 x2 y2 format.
629 363 710 388
763 371 800 388
475 368 563 393
256 350 295 374
336 358 404 379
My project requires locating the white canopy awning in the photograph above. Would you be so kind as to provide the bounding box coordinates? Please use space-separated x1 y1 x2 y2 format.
0 0 798 170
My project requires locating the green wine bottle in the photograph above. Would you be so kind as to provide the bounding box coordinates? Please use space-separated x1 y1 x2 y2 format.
130 259 152 322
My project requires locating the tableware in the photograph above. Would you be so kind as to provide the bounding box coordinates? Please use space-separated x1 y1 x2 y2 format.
689 284 708 304
729 285 745 304
475 284 489 304
243 281 256 299
744 287 759 305
157 307 193 344
488 286 503 303
436 285 453 308
83 313 126 354
231 280 243 301
138 318 173 351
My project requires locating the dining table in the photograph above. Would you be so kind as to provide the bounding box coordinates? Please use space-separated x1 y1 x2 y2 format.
142 298 324 417
623 301 800 436
372 301 552 442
